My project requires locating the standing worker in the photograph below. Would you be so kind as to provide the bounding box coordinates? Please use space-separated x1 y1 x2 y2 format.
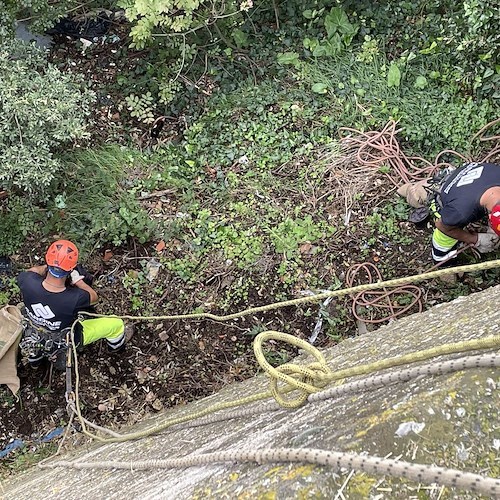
431 162 500 263
17 239 133 369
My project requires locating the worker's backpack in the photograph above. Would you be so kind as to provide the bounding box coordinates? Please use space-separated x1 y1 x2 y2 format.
408 167 456 226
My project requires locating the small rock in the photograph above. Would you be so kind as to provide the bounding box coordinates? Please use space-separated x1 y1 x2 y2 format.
456 407 466 418
395 421 425 437
456 442 470 461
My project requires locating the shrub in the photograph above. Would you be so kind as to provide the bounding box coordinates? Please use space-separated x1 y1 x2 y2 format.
0 0 77 39
0 40 93 197
45 145 159 253
0 195 40 255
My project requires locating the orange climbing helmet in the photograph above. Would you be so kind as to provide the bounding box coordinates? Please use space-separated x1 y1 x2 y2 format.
489 205 500 237
45 239 79 272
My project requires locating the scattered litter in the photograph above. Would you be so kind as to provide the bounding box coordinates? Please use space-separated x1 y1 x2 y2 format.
146 258 162 282
395 421 425 437
0 257 14 275
307 294 334 344
155 240 166 253
103 249 114 262
0 439 24 458
456 442 470 461
493 439 500 451
79 38 93 52
455 407 466 418
0 426 65 458
15 21 53 49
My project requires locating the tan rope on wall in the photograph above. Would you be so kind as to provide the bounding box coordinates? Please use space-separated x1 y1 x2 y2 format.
42 447 500 496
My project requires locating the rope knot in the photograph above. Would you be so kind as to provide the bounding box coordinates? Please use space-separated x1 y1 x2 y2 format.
253 331 332 409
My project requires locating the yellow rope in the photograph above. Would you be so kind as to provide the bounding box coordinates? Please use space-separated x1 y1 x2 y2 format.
79 259 500 322
69 331 500 442
253 331 500 408
63 259 500 441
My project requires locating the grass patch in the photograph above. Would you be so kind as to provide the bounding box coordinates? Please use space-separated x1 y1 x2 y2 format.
0 442 57 480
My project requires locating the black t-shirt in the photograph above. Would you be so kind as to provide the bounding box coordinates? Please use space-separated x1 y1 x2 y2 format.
17 271 91 331
439 162 500 227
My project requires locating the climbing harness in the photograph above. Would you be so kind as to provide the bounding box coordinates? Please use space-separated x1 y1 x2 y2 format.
19 316 71 371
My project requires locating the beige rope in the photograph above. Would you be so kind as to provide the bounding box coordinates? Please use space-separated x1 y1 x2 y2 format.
42 447 500 496
163 353 500 431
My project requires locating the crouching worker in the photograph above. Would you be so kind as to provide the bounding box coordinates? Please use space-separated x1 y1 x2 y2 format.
17 239 133 370
431 162 500 264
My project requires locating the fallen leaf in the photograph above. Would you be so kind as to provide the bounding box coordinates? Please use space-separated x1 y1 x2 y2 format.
299 242 313 254
155 240 166 252
152 399 164 411
159 331 169 341
109 366 116 375
136 369 148 384
199 340 205 351
103 249 113 262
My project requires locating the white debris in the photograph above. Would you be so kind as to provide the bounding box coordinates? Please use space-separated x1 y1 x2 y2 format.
395 421 426 437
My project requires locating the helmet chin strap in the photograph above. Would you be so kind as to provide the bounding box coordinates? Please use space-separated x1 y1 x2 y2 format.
47 266 70 279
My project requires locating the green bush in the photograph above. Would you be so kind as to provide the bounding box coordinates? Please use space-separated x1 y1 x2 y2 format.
341 0 500 99
45 145 160 253
0 195 41 255
0 0 77 38
182 79 333 172
0 40 93 197
297 53 496 156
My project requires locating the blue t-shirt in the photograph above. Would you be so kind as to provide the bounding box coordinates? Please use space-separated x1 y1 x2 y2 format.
439 162 500 227
17 271 90 331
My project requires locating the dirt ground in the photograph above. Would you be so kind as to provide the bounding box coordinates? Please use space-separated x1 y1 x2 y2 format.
2 224 494 468
1 19 498 473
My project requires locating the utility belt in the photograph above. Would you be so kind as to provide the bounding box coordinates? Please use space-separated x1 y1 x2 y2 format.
19 315 73 370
